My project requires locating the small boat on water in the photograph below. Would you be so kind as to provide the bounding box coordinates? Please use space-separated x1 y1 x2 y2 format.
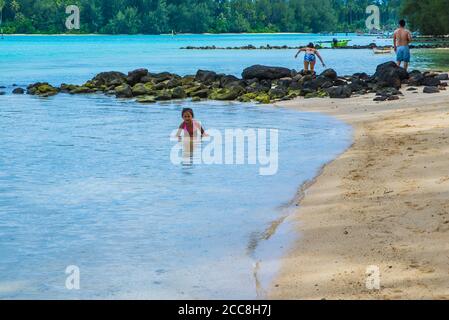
317 39 351 49
332 39 351 48
373 47 393 54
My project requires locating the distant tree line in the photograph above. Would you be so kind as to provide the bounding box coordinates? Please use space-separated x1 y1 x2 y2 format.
0 0 444 35
402 0 449 35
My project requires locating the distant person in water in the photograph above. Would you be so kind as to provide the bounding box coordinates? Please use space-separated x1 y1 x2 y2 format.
394 19 412 71
176 108 206 141
294 42 326 75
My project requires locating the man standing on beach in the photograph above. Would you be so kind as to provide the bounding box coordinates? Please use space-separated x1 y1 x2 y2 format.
394 19 412 71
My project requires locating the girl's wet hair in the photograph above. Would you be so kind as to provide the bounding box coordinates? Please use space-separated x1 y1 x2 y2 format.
182 108 194 118
307 42 315 48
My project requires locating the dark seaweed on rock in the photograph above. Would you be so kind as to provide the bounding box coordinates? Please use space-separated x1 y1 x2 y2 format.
25 63 448 103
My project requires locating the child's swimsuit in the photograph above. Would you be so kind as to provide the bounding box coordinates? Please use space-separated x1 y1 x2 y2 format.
181 120 203 137
304 49 316 62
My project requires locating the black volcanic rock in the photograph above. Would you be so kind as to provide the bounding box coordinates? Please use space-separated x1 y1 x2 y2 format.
320 69 338 80
127 68 149 86
422 77 441 87
12 87 25 94
423 86 440 94
326 85 352 98
242 65 292 80
373 62 409 89
92 71 126 87
195 70 218 84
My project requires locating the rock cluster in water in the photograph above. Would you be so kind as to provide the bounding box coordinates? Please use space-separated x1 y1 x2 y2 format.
20 62 448 103
181 43 449 50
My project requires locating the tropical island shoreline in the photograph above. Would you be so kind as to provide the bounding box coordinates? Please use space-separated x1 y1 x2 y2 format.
270 78 449 299
1 32 312 36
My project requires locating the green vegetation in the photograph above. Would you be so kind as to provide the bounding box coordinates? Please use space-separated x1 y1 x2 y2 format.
0 0 404 34
0 0 5 31
402 0 449 35
0 0 445 36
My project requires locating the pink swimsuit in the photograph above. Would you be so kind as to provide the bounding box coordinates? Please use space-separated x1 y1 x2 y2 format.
182 120 202 137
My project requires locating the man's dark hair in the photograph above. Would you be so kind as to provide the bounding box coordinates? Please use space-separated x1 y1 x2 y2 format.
399 19 406 27
307 42 314 48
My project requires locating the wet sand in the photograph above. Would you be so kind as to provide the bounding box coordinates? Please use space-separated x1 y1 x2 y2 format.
271 82 449 299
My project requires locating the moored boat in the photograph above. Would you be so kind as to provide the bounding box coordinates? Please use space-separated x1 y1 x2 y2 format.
373 47 393 54
316 39 351 48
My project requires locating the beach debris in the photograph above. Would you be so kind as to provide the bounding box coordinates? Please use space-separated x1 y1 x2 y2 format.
21 63 447 104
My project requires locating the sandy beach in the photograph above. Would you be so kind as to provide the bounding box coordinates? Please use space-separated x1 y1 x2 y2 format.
271 81 449 299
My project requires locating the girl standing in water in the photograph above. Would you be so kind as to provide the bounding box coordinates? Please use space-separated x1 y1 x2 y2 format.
176 108 207 160
176 108 206 140
294 42 326 75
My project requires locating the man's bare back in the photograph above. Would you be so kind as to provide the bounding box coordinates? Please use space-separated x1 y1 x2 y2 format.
394 27 412 47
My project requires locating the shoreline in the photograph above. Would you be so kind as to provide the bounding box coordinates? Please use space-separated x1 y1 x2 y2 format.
269 80 449 299
255 148 353 298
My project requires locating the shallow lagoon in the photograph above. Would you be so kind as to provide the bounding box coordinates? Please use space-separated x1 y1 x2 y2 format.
2 33 443 298
0 93 351 298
